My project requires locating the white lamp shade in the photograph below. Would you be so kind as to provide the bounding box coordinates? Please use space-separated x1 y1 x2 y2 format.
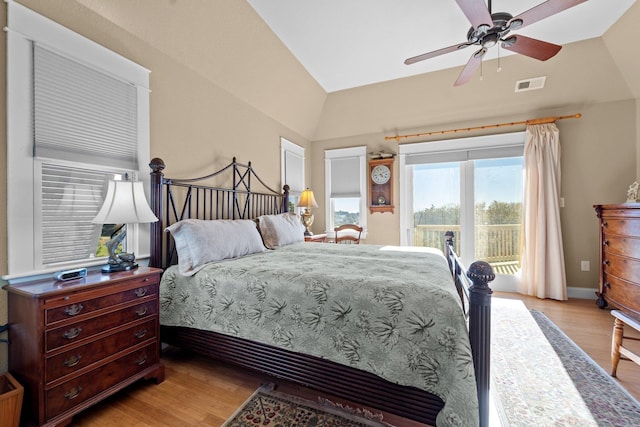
92 180 158 224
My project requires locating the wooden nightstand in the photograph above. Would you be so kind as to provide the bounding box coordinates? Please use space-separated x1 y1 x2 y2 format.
5 267 165 427
305 233 327 243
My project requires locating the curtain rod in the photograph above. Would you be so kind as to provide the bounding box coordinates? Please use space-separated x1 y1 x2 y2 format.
384 113 582 142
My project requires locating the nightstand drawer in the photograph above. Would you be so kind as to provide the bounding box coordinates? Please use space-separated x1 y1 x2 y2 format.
45 278 158 325
46 300 157 352
46 318 157 383
45 343 158 420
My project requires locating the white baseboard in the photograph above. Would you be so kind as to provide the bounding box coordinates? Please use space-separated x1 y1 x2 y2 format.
490 280 598 300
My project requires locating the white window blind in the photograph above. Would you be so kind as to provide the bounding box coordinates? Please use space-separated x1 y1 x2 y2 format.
329 157 361 198
284 150 304 195
34 44 138 170
405 145 523 165
38 163 115 266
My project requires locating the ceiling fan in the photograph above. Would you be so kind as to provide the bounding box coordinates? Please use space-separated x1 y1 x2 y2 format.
405 0 588 86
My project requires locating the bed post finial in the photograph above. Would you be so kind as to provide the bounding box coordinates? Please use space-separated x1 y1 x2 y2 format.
149 158 165 269
281 184 289 212
467 260 494 427
282 184 290 212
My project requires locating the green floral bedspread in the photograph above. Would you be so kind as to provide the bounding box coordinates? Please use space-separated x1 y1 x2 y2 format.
159 243 478 426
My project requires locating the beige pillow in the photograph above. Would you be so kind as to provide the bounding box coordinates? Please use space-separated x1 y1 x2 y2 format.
165 219 266 276
258 213 305 249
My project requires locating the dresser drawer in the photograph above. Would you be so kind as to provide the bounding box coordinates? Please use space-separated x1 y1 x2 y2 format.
45 343 158 420
46 300 157 352
603 252 640 284
45 278 158 325
46 318 157 383
603 235 640 259
603 273 640 316
601 218 640 237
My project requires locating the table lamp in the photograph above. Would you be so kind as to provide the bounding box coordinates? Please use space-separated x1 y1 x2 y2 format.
92 178 158 273
297 188 318 236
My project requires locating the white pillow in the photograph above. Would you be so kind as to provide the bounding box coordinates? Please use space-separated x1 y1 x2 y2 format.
165 219 266 276
258 213 305 249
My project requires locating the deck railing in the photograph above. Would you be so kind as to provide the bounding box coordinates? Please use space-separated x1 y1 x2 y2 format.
414 224 521 264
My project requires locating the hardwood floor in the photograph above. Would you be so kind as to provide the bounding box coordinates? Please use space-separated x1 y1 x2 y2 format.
69 293 640 427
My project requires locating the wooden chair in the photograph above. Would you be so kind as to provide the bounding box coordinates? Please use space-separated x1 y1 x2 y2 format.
334 224 363 244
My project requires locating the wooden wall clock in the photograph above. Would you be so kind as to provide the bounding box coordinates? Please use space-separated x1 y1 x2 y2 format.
369 157 394 213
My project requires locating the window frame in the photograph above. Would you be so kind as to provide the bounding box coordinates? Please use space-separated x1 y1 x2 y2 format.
280 137 305 211
324 146 368 238
5 1 151 278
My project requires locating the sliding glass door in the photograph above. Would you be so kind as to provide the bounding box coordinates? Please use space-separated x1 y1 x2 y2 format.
400 133 525 289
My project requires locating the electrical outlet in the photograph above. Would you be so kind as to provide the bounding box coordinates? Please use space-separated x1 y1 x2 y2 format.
581 260 590 271
560 197 565 208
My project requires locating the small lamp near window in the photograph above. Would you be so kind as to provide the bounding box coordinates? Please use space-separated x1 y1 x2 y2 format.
297 188 318 236
92 178 158 273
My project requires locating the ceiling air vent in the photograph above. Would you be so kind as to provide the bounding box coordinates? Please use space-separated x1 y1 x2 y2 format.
515 76 546 93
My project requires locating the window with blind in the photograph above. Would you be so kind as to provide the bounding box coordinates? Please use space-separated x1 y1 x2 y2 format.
324 146 367 236
6 2 150 277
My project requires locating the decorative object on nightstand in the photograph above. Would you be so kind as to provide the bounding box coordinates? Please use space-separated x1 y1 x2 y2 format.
92 177 158 273
369 157 394 213
297 188 318 236
626 181 639 202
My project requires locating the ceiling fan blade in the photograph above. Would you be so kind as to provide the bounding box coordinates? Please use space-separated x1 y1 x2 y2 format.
508 0 588 31
454 49 485 86
455 0 493 30
404 42 471 65
501 35 562 61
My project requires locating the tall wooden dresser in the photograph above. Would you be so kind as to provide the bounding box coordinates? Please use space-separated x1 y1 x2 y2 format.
594 204 640 318
5 267 165 427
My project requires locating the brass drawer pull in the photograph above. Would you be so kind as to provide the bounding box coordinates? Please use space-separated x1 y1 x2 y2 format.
135 287 147 297
63 354 82 367
602 221 608 228
135 306 148 316
603 260 610 266
64 386 83 400
603 240 609 246
64 303 83 316
63 327 82 340
134 329 147 339
605 282 612 289
135 355 148 366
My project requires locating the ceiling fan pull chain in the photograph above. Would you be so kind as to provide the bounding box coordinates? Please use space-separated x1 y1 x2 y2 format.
497 44 502 72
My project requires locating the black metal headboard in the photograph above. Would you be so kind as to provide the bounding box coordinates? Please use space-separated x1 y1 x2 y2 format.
149 157 290 269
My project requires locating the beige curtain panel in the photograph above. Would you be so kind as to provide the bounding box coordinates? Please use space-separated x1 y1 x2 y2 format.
520 123 567 300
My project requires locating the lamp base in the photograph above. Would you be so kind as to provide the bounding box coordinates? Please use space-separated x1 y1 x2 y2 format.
101 261 138 274
301 210 314 237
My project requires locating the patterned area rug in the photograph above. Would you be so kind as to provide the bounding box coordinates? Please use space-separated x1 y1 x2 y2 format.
222 384 392 427
491 298 640 426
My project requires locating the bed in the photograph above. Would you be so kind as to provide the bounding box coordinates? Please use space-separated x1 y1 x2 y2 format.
148 157 494 427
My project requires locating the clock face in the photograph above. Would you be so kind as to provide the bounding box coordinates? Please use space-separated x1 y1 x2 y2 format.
371 165 391 185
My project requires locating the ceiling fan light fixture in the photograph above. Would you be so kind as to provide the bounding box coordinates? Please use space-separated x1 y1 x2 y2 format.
507 19 524 30
501 36 517 48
